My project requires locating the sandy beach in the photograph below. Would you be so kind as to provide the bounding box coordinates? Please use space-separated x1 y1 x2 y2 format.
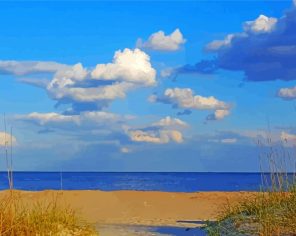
0 190 255 234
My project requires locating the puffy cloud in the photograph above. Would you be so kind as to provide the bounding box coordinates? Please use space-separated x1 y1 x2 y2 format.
0 132 16 146
126 116 187 144
150 88 231 121
179 5 296 82
128 129 183 144
5 49 157 112
206 34 236 51
278 85 296 99
243 15 277 34
152 116 188 128
207 109 230 121
46 49 155 107
150 88 229 110
49 82 133 102
91 48 156 86
137 29 186 51
0 60 68 76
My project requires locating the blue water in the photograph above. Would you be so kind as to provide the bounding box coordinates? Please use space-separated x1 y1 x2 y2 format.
0 172 280 192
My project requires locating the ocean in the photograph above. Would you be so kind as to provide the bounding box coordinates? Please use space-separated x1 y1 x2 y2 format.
0 172 279 191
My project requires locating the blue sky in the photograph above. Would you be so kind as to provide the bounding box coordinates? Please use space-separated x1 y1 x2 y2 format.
1 0 296 171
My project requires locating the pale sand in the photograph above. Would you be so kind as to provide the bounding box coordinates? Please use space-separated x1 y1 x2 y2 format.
0 190 255 229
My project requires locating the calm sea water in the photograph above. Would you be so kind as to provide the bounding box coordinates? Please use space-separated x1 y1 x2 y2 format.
0 172 278 192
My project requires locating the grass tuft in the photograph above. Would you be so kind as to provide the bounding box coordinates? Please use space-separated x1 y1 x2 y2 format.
205 137 296 235
0 191 98 236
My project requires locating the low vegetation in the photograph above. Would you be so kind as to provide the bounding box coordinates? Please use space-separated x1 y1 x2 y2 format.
206 188 296 235
0 121 98 235
0 191 98 236
205 138 296 235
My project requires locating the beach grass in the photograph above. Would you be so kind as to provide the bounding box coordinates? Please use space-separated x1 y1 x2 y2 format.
205 138 296 235
0 120 98 235
0 191 98 236
206 189 296 235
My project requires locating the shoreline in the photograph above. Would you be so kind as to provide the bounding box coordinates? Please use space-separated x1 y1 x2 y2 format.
0 190 256 228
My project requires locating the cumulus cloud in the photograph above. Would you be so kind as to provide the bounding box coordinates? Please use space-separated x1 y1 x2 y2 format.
5 49 156 112
128 129 183 144
126 116 187 144
243 15 277 34
150 88 229 110
149 88 231 120
91 48 156 86
206 34 236 51
137 29 186 51
0 132 16 146
49 82 133 102
47 49 155 106
207 109 230 121
278 85 296 99
152 116 188 128
179 4 296 82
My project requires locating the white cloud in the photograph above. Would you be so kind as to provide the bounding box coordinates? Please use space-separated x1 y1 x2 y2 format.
278 86 296 99
152 116 188 128
0 60 68 76
206 15 277 52
207 109 230 121
82 111 135 123
150 88 231 121
0 132 16 146
137 29 186 51
17 112 80 125
91 48 156 86
243 15 277 34
128 129 183 144
150 88 229 110
50 82 133 102
16 111 133 127
206 34 235 51
45 49 156 104
47 63 89 100
126 116 186 144
4 49 157 109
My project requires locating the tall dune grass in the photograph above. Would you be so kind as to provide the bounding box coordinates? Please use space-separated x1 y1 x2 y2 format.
206 135 296 235
1 118 98 235
0 192 98 236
